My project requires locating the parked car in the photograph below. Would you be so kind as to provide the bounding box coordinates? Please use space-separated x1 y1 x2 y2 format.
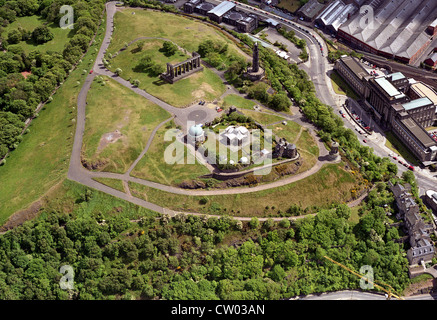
363 139 367 143
408 165 415 171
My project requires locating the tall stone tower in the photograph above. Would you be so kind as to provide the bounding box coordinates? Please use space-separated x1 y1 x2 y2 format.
252 42 259 73
244 41 264 81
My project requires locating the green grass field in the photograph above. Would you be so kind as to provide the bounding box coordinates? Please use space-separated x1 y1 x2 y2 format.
2 16 72 53
108 38 226 107
92 177 126 193
222 94 257 110
108 8 247 57
130 124 210 186
268 120 302 143
106 8 252 106
240 109 286 126
276 0 303 13
129 162 359 217
81 75 171 173
0 17 107 225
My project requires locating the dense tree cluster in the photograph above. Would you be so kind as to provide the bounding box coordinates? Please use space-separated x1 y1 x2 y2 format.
0 0 105 160
0 189 411 300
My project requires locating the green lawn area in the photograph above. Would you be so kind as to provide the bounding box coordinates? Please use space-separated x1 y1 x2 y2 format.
2 15 72 54
108 8 247 58
330 70 360 100
129 162 360 217
384 131 420 166
240 109 286 126
268 120 302 143
109 46 226 107
92 177 126 193
276 0 302 13
39 179 157 221
0 17 107 225
130 124 210 186
222 94 257 110
106 8 251 106
81 75 171 173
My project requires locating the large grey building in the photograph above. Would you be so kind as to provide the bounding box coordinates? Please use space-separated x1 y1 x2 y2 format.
183 0 258 33
334 55 437 164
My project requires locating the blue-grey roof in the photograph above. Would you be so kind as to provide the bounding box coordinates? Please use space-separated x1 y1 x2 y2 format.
374 76 401 97
208 1 235 17
388 72 406 81
402 97 433 111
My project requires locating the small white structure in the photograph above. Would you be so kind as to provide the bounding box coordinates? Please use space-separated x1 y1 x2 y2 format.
223 125 250 146
187 124 205 143
240 156 249 164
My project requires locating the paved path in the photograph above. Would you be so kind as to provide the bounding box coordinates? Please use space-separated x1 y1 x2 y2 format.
67 2 356 219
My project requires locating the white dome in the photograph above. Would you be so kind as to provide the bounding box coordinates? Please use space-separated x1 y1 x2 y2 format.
188 124 204 137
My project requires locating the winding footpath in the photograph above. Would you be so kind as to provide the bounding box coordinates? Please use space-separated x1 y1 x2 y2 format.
68 2 354 220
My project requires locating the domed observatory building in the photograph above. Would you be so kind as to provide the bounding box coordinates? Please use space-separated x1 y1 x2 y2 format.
187 124 205 144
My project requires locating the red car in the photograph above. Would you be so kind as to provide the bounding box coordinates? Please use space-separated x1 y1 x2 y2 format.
363 139 367 143
408 165 415 171
89 70 93 74
342 114 346 118
217 108 222 112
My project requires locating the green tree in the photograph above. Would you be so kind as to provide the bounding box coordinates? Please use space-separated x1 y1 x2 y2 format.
31 25 54 44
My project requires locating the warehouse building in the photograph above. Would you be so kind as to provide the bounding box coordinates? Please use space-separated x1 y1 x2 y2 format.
337 0 437 65
207 1 236 23
296 0 327 22
315 0 357 33
183 0 258 33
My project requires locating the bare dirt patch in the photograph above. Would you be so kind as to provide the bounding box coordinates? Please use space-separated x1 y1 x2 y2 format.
0 201 42 232
97 130 123 152
192 82 216 99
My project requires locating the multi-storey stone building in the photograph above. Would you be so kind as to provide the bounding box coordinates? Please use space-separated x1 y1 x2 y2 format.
390 182 435 266
334 55 437 165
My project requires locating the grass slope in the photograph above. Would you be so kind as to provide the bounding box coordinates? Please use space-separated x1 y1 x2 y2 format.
0 17 107 225
130 124 210 186
129 162 360 217
82 75 171 173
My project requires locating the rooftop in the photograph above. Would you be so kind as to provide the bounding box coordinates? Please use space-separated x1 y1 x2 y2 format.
410 82 437 105
316 0 357 31
339 55 369 80
387 72 406 81
298 0 326 19
339 0 437 60
374 76 401 97
208 1 235 17
399 117 436 149
402 97 433 111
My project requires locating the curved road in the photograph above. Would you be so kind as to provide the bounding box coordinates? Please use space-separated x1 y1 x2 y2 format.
69 2 436 223
68 2 351 219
